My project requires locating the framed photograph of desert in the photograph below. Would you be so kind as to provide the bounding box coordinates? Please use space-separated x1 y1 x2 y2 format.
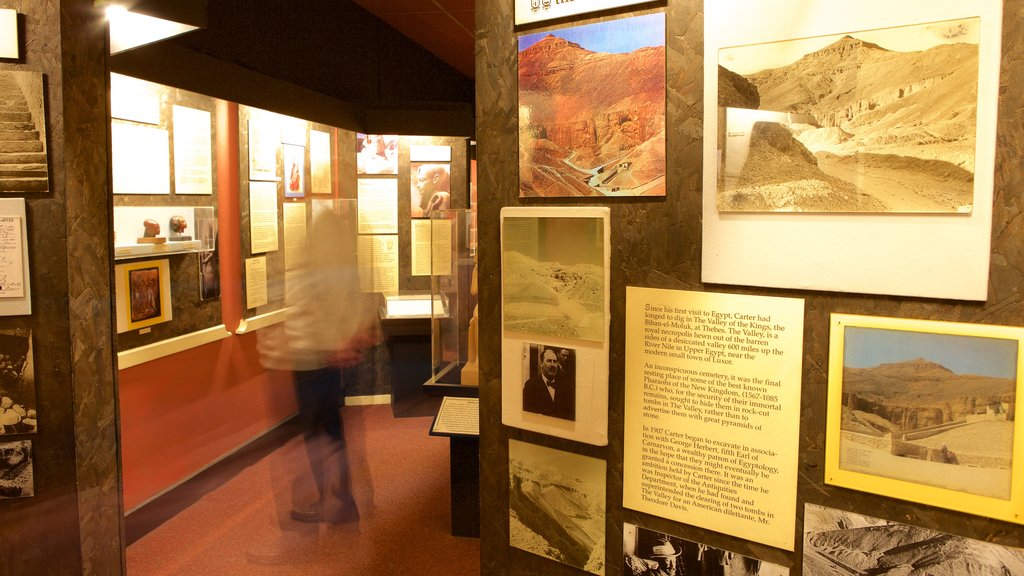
517 12 665 198
826 313 1024 524
717 18 979 213
114 259 173 333
500 206 610 446
701 0 1002 301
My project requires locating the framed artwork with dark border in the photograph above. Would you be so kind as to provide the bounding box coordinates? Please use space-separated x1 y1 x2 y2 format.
826 313 1024 524
115 259 172 333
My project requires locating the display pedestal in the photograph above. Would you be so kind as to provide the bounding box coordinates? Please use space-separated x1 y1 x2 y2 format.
429 395 480 538
380 314 438 418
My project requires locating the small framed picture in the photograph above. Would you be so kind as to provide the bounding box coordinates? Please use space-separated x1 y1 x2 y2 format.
827 313 1024 524
115 259 172 333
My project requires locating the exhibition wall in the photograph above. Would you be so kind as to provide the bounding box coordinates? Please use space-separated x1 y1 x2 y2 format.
477 0 1024 574
0 0 119 573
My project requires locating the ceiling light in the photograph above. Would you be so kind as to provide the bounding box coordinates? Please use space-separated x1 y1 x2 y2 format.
107 3 198 55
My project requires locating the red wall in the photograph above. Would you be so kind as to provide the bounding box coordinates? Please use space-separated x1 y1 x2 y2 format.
119 331 296 511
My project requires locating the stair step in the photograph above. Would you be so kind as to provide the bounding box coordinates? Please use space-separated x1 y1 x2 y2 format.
0 122 34 131
0 177 48 192
0 152 45 163
0 141 43 153
0 112 30 122
0 130 39 141
0 168 47 178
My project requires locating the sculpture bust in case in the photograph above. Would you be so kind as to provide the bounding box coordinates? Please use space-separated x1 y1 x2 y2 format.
169 215 192 241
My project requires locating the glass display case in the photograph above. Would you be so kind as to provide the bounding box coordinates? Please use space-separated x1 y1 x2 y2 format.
427 209 476 388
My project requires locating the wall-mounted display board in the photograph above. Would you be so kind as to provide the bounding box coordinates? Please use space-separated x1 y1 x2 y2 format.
0 71 48 194
804 503 1024 573
623 287 804 550
109 74 222 351
0 198 30 316
624 522 789 575
357 178 398 234
514 0 657 26
702 0 1002 301
827 313 1024 525
248 181 279 254
356 134 398 175
244 256 268 310
357 234 398 293
171 105 213 195
248 111 279 181
518 13 665 198
500 207 610 446
508 439 605 574
111 121 171 195
310 130 332 194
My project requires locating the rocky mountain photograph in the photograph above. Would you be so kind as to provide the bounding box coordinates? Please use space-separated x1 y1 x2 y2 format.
509 439 605 575
518 13 665 198
838 325 1017 498
717 18 979 212
502 216 605 342
804 503 1024 575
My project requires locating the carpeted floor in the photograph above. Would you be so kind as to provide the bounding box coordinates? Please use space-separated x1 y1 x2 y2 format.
126 404 481 575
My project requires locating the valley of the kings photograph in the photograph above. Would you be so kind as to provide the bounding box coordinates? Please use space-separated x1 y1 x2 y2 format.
717 17 980 212
517 13 666 198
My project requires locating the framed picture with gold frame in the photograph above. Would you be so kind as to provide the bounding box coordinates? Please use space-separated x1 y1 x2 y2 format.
114 259 172 333
826 313 1024 524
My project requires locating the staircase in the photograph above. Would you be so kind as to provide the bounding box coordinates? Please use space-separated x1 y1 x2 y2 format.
0 73 48 193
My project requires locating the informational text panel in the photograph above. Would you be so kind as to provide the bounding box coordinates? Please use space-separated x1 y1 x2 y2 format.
623 286 804 550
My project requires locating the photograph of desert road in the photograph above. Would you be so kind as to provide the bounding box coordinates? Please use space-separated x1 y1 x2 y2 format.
803 503 1024 576
517 13 665 198
717 18 979 212
839 326 1016 499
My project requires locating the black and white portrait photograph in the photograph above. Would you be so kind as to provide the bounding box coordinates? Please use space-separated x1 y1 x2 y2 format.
509 439 605 575
0 440 33 498
522 343 576 421
624 523 788 576
803 503 1024 575
0 329 36 435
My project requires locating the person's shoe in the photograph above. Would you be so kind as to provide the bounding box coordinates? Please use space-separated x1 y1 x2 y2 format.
324 492 360 525
290 499 323 523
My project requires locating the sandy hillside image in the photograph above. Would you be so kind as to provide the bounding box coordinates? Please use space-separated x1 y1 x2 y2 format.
518 13 665 198
718 18 979 212
509 440 605 575
839 327 1016 499
502 216 605 342
803 503 1024 575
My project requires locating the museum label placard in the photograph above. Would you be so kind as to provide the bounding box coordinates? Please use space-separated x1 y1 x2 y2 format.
623 286 804 550
514 0 657 26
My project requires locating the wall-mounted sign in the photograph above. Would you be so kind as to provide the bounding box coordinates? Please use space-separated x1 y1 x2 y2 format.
514 0 656 26
0 10 17 59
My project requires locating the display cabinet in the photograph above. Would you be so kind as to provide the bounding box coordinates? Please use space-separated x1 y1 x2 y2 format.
426 209 477 391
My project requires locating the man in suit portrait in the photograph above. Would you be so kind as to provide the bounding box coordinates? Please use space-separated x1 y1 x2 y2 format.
522 346 575 421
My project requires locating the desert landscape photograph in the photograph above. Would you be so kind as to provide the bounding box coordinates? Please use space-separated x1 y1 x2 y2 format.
838 325 1017 499
502 215 605 342
509 439 605 575
518 13 665 198
803 503 1024 575
717 18 979 212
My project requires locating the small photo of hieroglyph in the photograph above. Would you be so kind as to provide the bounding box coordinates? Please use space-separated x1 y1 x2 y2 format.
803 503 1024 575
718 18 979 213
502 216 605 342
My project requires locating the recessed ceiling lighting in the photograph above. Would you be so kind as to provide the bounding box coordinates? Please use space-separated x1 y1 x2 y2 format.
107 3 198 55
